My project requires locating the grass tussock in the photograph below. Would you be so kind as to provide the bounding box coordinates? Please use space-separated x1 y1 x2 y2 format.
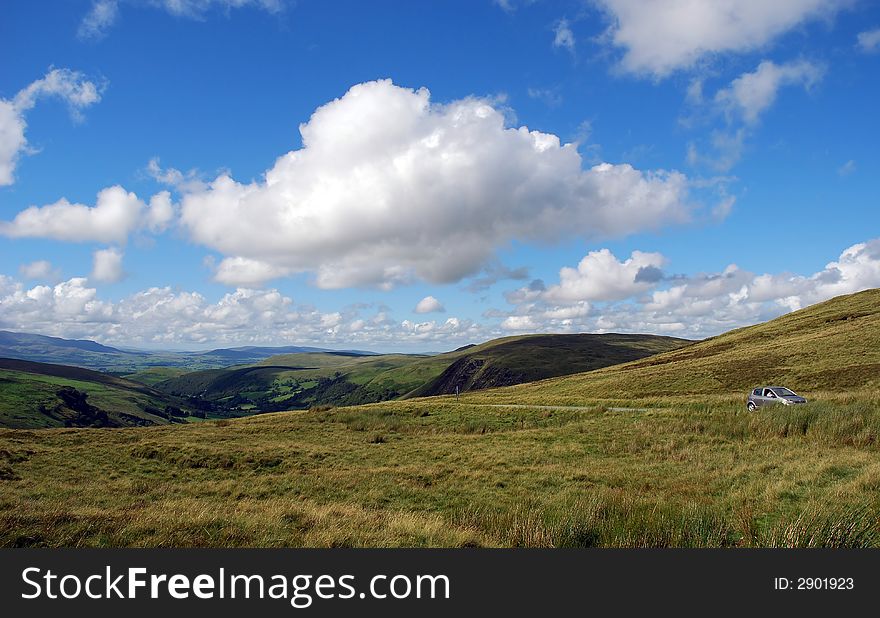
455 494 879 548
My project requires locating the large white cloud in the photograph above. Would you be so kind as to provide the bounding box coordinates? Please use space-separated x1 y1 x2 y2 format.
597 0 846 77
179 79 700 288
0 187 174 243
0 68 103 186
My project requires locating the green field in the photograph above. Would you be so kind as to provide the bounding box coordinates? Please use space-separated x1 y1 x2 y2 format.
1 289 878 547
2 395 879 547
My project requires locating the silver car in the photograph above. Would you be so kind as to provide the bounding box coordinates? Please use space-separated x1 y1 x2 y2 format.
747 386 807 411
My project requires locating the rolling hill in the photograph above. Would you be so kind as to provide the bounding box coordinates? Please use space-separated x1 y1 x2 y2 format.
154 333 691 411
0 358 194 429
404 333 693 398
459 288 880 406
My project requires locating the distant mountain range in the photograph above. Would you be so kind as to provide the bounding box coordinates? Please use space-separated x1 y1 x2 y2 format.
0 330 376 373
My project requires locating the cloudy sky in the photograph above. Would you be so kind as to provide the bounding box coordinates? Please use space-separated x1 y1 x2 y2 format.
1 0 878 351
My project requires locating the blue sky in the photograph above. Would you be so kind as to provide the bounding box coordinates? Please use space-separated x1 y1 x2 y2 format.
1 0 879 351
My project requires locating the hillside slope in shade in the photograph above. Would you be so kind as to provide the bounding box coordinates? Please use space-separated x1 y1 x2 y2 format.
405 333 692 398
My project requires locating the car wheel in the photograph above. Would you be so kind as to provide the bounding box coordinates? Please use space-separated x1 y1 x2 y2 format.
747 402 757 412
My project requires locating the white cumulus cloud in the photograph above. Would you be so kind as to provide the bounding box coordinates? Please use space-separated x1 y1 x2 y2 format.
597 0 846 78
178 79 700 290
543 248 667 302
500 238 880 339
414 295 445 314
0 277 483 349
0 186 174 243
212 257 292 287
90 248 125 284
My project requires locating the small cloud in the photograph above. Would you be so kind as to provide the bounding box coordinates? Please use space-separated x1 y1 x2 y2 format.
838 159 856 177
464 262 529 293
527 87 563 108
146 157 206 193
19 260 61 282
414 295 445 314
711 195 736 221
501 315 538 331
714 60 824 126
553 19 575 54
857 28 880 53
90 247 125 284
212 256 291 287
77 0 286 40
77 0 119 41
494 0 536 13
686 78 704 104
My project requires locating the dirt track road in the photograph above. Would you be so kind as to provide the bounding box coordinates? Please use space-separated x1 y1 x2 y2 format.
454 403 649 413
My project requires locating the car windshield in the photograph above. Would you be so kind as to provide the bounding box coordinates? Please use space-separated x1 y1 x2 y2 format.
771 388 796 397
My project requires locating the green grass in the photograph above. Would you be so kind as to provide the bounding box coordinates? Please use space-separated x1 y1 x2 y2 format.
2 394 879 547
0 369 180 429
123 367 190 386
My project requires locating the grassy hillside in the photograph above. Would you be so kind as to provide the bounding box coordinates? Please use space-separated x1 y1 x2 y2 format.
0 359 192 429
154 333 689 413
459 288 880 407
405 333 691 397
156 353 425 412
122 367 190 386
2 394 879 547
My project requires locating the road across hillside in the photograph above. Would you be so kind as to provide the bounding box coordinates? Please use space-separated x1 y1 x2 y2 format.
453 403 649 413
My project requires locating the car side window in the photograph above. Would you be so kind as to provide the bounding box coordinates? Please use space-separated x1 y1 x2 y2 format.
763 389 773 397
753 388 761 396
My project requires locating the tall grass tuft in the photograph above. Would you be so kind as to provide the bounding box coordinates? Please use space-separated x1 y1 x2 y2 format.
756 504 880 548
